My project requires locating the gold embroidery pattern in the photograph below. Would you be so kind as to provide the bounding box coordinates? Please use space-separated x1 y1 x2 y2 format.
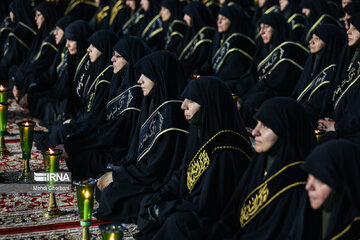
96 5 110 23
187 150 211 193
240 184 269 227
331 216 360 240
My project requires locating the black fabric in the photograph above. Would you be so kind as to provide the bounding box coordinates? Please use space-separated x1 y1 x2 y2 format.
9 0 36 30
135 76 254 239
294 24 346 124
302 140 360 240
211 4 255 93
200 97 318 240
109 0 131 34
64 0 98 22
251 0 278 37
95 51 188 222
121 0 144 36
348 11 360 31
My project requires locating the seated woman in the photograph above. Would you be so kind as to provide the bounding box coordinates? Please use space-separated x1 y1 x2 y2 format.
62 36 151 180
109 0 131 34
251 0 278 38
294 24 346 125
122 0 144 36
211 4 255 95
179 2 216 80
135 76 254 239
318 13 360 145
160 0 187 56
137 0 163 51
95 51 188 222
279 0 305 42
241 12 308 127
302 139 360 239
199 97 318 239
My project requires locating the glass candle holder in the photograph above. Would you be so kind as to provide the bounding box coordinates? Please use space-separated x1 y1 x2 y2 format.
0 85 8 103
315 129 325 143
0 102 9 156
17 120 35 182
42 148 63 218
74 178 97 240
99 223 124 240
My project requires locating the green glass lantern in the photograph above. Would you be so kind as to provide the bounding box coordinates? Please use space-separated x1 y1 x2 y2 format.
99 223 124 240
17 120 36 182
0 102 9 156
74 178 97 240
0 85 8 103
42 148 63 218
315 129 325 143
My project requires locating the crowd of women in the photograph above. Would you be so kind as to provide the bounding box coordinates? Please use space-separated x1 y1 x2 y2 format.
0 0 360 239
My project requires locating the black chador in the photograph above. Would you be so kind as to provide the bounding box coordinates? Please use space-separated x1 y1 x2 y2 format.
138 0 163 51
0 0 36 85
242 12 308 127
135 77 254 239
202 0 221 20
95 51 188 222
63 0 98 22
91 0 111 30
161 0 187 56
63 37 151 180
40 30 119 151
211 5 255 94
122 0 144 36
11 2 59 100
109 0 131 34
280 0 305 42
252 0 278 39
203 97 318 240
299 0 342 43
294 24 346 125
26 16 76 125
302 140 360 240
179 2 216 79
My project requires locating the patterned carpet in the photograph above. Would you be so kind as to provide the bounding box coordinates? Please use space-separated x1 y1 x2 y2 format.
0 100 138 239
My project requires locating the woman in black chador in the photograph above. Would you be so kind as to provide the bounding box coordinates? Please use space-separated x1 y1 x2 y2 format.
252 0 278 39
279 0 305 42
294 24 346 125
95 51 188 222
241 12 308 127
302 139 360 240
211 4 255 95
11 2 59 104
137 0 163 51
160 0 187 56
109 0 131 34
0 0 36 86
300 0 342 44
63 36 151 180
318 13 360 145
122 0 144 36
135 77 254 239
63 0 98 22
179 2 216 79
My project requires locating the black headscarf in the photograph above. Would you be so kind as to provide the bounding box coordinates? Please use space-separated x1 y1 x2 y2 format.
138 0 161 35
56 16 76 33
258 12 290 47
344 2 360 16
161 0 184 22
281 0 301 19
348 10 360 31
109 36 151 99
64 19 94 66
9 0 36 29
183 2 214 33
218 4 250 37
302 139 360 239
299 0 329 20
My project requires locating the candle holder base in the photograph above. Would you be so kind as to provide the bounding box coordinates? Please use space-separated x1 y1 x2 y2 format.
81 226 90 240
18 158 33 183
43 192 62 218
0 135 9 156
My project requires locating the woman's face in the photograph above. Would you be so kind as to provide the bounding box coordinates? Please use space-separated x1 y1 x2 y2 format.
66 39 77 55
252 120 279 153
181 98 201 120
126 0 136 11
54 26 65 45
259 23 274 45
184 14 191 27
342 0 352 9
140 0 150 11
160 6 171 22
305 174 332 209
279 0 288 11
302 8 311 17
87 44 102 62
258 0 266 7
111 50 128 74
35 10 45 29
138 74 155 96
309 34 326 53
347 23 360 46
217 14 231 33
9 11 14 22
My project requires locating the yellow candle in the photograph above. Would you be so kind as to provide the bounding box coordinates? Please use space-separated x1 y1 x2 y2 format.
83 191 90 221
109 233 115 240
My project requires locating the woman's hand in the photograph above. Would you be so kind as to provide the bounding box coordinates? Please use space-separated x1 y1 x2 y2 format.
318 118 335 132
97 172 113 191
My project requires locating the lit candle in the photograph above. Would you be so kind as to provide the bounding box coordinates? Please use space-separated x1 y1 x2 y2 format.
18 121 35 160
0 85 7 103
83 190 90 221
109 233 115 240
0 103 7 134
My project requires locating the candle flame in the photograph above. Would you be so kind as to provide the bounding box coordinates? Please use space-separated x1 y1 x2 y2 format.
109 234 115 240
84 191 90 198
24 122 29 126
314 130 320 134
0 85 4 91
49 148 55 154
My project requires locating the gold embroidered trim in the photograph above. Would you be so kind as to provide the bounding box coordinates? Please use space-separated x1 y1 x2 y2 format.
74 52 89 81
305 14 342 42
212 146 252 161
141 14 161 38
330 216 360 240
64 0 99 16
7 33 30 50
19 21 37 35
287 13 304 23
239 161 304 228
264 5 277 14
34 42 58 61
141 100 182 128
149 28 163 39
97 5 110 23
110 0 125 25
122 7 144 30
179 26 215 59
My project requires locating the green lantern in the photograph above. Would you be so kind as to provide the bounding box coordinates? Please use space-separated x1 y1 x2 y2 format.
0 85 8 103
42 148 63 218
99 223 124 240
17 120 35 182
0 102 9 156
74 178 97 240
